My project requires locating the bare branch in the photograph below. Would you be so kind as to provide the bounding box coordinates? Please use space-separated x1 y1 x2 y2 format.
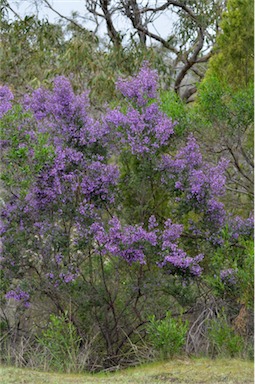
121 0 147 45
99 0 122 47
227 144 253 184
2 1 22 20
134 23 178 53
139 0 199 24
226 186 253 196
196 51 212 63
42 0 85 32
191 66 205 79
174 27 204 93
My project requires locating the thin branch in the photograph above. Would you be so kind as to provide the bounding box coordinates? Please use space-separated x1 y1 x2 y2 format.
196 51 212 63
191 66 205 79
139 0 198 24
4 2 22 20
226 186 253 196
121 0 147 45
134 23 178 53
42 0 85 32
227 145 253 184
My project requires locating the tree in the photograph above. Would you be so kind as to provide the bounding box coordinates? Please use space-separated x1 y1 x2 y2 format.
3 0 226 102
0 16 63 90
0 10 172 104
83 0 226 100
205 0 254 89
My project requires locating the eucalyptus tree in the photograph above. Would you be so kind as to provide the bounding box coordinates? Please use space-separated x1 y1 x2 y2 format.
63 0 226 101
4 0 226 102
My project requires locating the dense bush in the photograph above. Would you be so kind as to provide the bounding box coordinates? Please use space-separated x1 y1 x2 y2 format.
0 63 253 370
146 312 188 359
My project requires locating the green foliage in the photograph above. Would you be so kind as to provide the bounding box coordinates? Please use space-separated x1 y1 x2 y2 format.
0 15 173 105
198 77 254 127
195 76 254 204
205 0 254 89
207 312 244 357
119 153 170 225
160 90 191 137
0 16 66 90
206 228 254 308
0 105 55 196
236 239 254 308
37 313 81 372
146 312 189 359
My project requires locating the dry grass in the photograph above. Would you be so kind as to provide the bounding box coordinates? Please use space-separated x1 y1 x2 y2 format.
0 358 254 384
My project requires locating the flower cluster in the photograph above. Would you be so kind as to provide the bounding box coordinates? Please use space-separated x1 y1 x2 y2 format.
90 216 204 276
106 65 175 155
160 136 229 232
24 149 119 213
161 136 228 201
220 268 237 285
228 214 254 240
116 62 158 107
159 219 204 276
91 217 157 264
0 86 14 117
24 76 109 148
5 288 30 307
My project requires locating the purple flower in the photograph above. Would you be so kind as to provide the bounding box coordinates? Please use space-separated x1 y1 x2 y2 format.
46 272 54 279
228 214 254 240
106 65 175 156
0 86 14 117
220 268 237 285
116 62 158 107
161 249 204 277
162 219 183 250
5 288 30 307
55 254 63 265
148 215 158 230
92 217 158 264
59 269 79 284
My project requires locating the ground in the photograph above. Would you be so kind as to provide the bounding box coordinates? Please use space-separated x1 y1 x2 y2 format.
0 358 254 384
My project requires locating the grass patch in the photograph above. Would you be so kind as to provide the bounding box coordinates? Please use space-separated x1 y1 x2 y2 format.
0 358 253 384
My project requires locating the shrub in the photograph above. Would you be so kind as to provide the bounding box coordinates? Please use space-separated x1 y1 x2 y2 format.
1 64 253 369
146 311 188 359
36 313 82 372
207 313 244 357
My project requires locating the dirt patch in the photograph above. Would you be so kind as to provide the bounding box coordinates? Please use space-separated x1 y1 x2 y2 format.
150 373 184 382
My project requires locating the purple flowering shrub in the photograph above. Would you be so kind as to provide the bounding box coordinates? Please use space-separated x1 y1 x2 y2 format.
0 64 253 365
1 77 120 304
